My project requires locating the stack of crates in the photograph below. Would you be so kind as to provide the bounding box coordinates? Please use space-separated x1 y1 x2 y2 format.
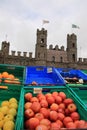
18 66 87 130
1 64 87 129
0 64 25 130
0 84 23 130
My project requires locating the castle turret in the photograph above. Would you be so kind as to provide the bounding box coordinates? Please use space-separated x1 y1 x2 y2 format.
67 34 77 62
35 28 47 61
1 41 10 56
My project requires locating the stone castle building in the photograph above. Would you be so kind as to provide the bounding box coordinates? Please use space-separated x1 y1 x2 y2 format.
0 28 87 69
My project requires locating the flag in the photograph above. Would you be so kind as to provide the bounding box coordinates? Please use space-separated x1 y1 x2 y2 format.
43 20 49 25
72 24 80 29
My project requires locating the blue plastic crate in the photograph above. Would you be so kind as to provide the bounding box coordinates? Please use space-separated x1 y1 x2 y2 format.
57 68 87 84
24 66 66 86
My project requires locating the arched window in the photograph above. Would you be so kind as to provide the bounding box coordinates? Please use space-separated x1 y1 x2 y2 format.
41 38 44 43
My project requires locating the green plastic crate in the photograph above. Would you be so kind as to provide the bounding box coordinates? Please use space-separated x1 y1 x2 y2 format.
68 83 87 87
19 85 87 130
0 84 22 130
0 63 25 85
66 84 87 109
81 69 87 74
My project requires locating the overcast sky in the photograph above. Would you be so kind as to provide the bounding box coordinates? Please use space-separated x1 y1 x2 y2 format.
0 0 87 58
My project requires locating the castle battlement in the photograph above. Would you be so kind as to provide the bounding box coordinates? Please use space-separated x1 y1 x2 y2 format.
49 44 65 51
11 50 32 58
78 58 87 62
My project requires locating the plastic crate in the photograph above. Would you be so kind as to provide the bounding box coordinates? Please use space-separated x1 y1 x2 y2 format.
20 85 87 130
57 68 87 84
24 66 66 86
0 64 25 85
66 84 87 109
0 84 22 130
81 69 87 74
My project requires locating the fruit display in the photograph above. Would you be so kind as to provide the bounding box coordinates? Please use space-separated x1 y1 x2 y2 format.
0 72 20 84
24 90 87 129
0 97 18 130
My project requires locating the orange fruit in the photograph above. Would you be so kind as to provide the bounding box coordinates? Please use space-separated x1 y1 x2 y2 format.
2 72 9 78
0 73 2 79
7 74 15 80
0 73 2 82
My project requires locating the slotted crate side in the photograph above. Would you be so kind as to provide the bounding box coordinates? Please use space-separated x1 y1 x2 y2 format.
20 86 87 130
0 63 26 84
66 84 87 109
15 87 24 130
0 84 22 130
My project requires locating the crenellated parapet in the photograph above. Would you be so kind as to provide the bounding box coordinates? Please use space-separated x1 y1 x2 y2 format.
83 58 87 62
29 52 32 59
78 58 87 63
78 58 82 62
23 52 27 57
49 44 53 50
11 51 16 56
11 50 33 58
17 51 21 56
49 44 65 51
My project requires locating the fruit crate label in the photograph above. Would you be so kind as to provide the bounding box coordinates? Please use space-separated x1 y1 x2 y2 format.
47 67 52 73
33 88 42 94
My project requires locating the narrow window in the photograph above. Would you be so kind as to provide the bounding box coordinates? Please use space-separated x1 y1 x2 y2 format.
52 56 55 62
38 53 40 58
41 38 44 43
72 43 75 48
72 54 75 61
60 57 63 62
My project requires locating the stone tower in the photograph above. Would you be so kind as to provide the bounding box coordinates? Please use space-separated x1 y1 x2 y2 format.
35 28 47 61
67 34 77 62
1 41 10 56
